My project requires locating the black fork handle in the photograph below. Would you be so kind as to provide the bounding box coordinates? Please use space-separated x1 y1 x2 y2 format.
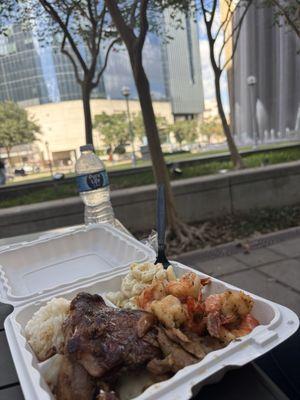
156 184 166 250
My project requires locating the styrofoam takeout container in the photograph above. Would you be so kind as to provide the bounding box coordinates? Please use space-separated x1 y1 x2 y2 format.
0 224 299 400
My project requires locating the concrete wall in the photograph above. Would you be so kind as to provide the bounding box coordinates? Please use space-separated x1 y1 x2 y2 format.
1 160 300 238
25 99 173 160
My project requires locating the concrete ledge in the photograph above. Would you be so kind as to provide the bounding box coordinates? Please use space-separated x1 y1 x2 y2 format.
228 161 300 212
2 142 300 201
1 160 300 238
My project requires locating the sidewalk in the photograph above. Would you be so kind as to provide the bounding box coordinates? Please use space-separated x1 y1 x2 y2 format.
177 231 300 315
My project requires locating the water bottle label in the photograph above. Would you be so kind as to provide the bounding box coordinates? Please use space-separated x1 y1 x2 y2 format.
76 170 109 192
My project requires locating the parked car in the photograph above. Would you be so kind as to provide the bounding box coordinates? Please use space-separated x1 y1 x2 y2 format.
53 172 65 180
14 168 26 176
22 164 40 174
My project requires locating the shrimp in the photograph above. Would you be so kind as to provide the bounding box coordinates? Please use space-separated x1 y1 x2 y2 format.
230 313 259 337
205 291 253 324
137 279 166 311
206 312 236 342
166 273 210 300
151 295 188 328
204 291 257 342
183 296 207 335
165 273 210 333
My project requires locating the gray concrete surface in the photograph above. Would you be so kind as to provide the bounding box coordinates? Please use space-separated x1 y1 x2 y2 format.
1 160 300 238
178 234 300 316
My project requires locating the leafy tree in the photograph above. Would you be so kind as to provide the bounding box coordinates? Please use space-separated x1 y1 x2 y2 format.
106 1 218 250
200 116 224 144
2 0 119 145
192 0 252 169
168 120 198 147
0 101 40 165
263 0 300 37
132 112 169 143
94 112 129 158
106 1 191 243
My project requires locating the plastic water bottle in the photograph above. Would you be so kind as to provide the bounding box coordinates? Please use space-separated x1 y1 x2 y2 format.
75 144 115 225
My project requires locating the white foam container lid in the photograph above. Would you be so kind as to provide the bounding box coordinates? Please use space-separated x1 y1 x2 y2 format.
0 224 155 306
0 224 299 400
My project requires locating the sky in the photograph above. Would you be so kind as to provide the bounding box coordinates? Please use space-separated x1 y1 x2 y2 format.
197 15 230 114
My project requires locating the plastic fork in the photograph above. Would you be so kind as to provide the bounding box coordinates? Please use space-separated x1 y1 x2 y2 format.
154 184 171 269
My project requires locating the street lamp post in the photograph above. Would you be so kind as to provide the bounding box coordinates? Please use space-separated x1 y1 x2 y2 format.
247 76 260 148
121 86 137 166
45 141 53 178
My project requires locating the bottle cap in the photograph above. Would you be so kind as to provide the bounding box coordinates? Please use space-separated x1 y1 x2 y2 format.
80 144 94 152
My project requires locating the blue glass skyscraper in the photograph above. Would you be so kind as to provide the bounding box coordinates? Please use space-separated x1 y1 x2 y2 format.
0 11 204 118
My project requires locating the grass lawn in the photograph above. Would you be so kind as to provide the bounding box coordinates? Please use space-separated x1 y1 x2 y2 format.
1 145 300 208
6 140 296 186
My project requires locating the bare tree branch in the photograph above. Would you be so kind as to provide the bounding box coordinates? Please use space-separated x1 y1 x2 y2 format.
217 12 235 67
222 1 252 70
199 0 219 69
209 0 218 25
130 0 139 28
74 1 90 21
218 1 252 69
137 0 150 51
271 0 300 37
73 2 94 53
92 37 120 88
218 18 239 63
39 0 87 73
96 4 107 54
87 0 97 56
199 0 210 23
86 4 107 82
214 1 232 38
105 0 136 48
61 39 82 83
87 0 96 26
220 5 234 38
197 0 245 168
60 11 82 83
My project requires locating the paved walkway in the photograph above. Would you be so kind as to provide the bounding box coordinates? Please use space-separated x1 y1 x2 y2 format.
177 234 300 316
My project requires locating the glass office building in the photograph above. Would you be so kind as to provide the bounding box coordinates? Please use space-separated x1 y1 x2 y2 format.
0 13 204 117
0 25 105 106
103 33 167 101
0 25 49 106
231 3 300 142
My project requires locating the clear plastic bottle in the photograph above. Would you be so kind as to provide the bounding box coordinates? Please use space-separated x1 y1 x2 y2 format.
75 144 115 225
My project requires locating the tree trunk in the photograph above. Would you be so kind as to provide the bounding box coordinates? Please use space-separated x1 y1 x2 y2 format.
81 83 93 145
109 145 113 162
214 74 244 169
130 54 179 228
5 147 12 169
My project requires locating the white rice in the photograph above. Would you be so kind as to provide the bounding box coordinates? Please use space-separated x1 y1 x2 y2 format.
25 298 70 361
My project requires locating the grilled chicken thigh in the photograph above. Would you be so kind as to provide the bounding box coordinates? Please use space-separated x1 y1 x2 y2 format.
62 293 161 378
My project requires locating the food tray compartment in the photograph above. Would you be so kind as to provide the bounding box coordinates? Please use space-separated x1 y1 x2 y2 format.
0 224 155 305
4 262 299 400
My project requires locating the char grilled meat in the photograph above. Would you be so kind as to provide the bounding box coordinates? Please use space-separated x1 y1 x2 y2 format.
62 292 161 378
147 328 199 375
147 327 225 376
56 356 95 400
